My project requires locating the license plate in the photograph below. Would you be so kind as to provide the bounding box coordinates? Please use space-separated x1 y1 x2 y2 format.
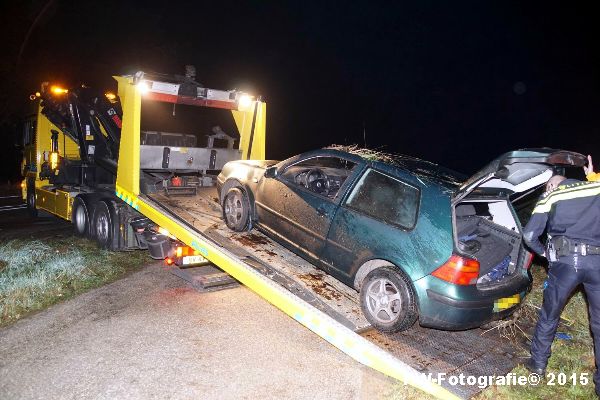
494 294 521 312
182 255 207 265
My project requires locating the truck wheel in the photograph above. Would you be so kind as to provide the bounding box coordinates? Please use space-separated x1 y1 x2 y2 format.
360 267 418 333
223 187 252 232
26 186 37 217
94 201 117 250
72 197 91 237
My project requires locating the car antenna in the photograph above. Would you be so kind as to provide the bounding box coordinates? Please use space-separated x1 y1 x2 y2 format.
363 120 367 148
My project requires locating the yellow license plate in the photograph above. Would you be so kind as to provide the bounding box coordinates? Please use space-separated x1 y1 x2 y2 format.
494 294 520 312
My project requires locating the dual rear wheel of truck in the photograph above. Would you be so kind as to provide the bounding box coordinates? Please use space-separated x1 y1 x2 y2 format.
72 197 118 250
93 201 117 250
73 197 91 237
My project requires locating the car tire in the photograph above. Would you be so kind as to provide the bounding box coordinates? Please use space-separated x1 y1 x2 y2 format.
360 267 418 333
72 197 91 237
93 201 118 250
223 187 252 232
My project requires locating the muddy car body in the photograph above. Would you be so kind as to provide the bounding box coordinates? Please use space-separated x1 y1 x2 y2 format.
217 148 586 332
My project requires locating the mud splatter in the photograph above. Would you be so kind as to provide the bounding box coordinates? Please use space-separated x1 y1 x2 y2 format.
231 233 271 248
298 273 342 301
261 249 278 257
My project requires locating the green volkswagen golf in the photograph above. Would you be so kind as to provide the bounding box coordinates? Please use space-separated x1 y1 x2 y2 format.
217 147 586 332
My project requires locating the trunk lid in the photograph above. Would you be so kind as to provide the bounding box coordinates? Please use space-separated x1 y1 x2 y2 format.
453 148 586 204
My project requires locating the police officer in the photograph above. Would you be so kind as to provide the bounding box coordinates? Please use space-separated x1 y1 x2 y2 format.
586 155 599 182
522 172 600 396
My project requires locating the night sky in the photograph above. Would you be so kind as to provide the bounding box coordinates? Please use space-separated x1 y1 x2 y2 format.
1 1 599 182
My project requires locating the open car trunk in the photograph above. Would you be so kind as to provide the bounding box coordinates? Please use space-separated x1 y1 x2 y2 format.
454 199 526 287
452 148 587 287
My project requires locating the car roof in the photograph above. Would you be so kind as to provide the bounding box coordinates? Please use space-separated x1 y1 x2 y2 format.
313 147 466 189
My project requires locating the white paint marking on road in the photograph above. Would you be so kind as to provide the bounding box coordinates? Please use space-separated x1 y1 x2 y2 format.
0 203 25 208
0 205 27 212
0 195 22 199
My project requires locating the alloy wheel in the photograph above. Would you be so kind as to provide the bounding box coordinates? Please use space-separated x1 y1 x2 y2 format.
364 277 403 323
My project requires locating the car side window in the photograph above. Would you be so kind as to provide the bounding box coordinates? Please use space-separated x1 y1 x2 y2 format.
280 156 357 199
345 169 420 229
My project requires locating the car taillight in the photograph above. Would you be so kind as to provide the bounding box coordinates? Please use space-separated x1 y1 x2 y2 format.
524 251 534 270
432 254 480 285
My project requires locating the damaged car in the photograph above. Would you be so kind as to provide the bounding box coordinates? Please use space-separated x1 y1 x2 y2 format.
217 147 586 332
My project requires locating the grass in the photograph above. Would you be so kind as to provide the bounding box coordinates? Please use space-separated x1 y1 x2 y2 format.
0 236 149 325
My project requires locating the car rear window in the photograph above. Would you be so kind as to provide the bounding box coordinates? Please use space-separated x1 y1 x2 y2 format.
345 169 420 229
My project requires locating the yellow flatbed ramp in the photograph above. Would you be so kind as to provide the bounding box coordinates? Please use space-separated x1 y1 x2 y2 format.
138 187 519 400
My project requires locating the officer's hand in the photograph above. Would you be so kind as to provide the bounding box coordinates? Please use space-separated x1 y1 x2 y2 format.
584 155 594 176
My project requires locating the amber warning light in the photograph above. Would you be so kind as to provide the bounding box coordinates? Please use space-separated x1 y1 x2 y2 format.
50 86 68 95
176 245 201 258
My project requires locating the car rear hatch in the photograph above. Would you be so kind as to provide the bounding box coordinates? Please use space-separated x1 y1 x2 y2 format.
451 148 586 288
453 148 587 204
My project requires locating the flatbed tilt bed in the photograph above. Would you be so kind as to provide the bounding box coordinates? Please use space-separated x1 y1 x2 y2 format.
147 187 521 399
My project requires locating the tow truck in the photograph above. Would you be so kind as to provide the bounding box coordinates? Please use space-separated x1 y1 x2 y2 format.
22 69 510 400
22 69 263 258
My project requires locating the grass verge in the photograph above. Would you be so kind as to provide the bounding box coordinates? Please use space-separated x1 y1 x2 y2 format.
0 236 149 326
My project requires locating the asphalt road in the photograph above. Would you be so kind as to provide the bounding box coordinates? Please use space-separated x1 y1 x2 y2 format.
0 189 73 240
0 263 395 400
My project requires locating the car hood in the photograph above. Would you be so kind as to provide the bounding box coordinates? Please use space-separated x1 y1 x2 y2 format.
229 159 279 169
454 148 587 204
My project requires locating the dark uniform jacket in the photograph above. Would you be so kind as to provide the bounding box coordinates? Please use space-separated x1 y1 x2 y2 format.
523 179 600 257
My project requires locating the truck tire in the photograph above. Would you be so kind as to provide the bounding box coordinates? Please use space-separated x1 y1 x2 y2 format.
72 197 91 237
223 187 252 232
26 185 37 217
360 267 418 333
93 201 118 250
25 181 52 218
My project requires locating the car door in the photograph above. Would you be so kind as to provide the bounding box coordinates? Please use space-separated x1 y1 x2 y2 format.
254 154 361 264
322 168 422 284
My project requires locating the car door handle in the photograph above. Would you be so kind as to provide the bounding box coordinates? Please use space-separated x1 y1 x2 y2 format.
316 206 328 217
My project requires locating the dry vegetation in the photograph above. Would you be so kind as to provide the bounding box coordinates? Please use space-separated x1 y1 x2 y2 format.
0 237 149 325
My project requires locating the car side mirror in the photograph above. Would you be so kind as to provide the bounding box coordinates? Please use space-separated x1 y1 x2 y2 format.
264 166 278 179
